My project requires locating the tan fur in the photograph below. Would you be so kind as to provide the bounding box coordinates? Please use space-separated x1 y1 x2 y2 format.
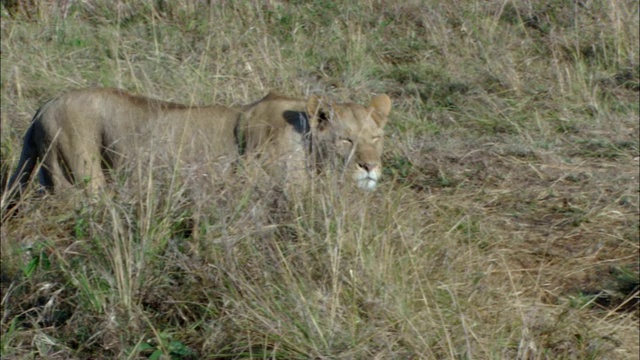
6 88 242 197
6 88 392 201
238 92 392 191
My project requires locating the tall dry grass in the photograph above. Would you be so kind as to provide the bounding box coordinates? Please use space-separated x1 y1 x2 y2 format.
1 1 638 359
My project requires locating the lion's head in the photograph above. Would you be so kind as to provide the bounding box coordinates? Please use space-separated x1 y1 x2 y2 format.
306 94 392 191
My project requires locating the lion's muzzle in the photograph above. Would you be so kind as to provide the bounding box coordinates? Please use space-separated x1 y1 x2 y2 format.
354 165 381 191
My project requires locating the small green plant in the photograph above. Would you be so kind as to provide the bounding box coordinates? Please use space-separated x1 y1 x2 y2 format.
138 333 196 360
22 241 51 278
384 155 413 182
74 215 89 238
0 0 637 358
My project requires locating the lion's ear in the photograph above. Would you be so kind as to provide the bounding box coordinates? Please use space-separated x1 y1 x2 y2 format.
306 95 330 131
370 94 391 127
371 94 391 116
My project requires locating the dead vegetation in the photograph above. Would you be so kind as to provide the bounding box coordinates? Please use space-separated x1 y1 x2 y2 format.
1 0 638 359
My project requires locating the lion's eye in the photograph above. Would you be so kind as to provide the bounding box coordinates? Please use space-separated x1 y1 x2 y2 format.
372 136 381 142
339 138 353 146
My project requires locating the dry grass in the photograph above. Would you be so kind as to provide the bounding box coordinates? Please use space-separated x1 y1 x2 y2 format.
1 0 638 359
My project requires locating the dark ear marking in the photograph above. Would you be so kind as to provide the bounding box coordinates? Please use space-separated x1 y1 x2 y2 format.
316 109 330 131
307 95 332 132
318 109 328 121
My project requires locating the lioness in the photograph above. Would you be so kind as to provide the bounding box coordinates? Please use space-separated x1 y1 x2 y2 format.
238 92 391 191
5 88 242 198
5 88 391 202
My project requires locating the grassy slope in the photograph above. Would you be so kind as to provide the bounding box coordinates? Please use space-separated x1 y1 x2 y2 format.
1 1 638 359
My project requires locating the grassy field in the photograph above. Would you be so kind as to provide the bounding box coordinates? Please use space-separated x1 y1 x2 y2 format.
1 1 638 359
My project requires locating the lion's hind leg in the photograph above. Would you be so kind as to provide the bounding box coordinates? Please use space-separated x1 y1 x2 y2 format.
41 138 106 193
38 147 73 192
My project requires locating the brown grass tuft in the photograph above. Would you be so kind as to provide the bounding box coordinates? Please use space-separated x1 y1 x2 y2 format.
1 0 638 358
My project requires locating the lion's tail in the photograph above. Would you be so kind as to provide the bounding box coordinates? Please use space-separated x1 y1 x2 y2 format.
4 103 48 205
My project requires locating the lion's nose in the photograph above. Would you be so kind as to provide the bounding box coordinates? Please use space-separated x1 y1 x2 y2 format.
358 162 378 173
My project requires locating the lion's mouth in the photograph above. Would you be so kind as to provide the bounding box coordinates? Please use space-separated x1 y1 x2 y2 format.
357 178 378 191
355 172 379 191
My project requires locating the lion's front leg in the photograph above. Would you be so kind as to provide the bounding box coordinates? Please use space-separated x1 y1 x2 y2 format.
67 143 107 192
